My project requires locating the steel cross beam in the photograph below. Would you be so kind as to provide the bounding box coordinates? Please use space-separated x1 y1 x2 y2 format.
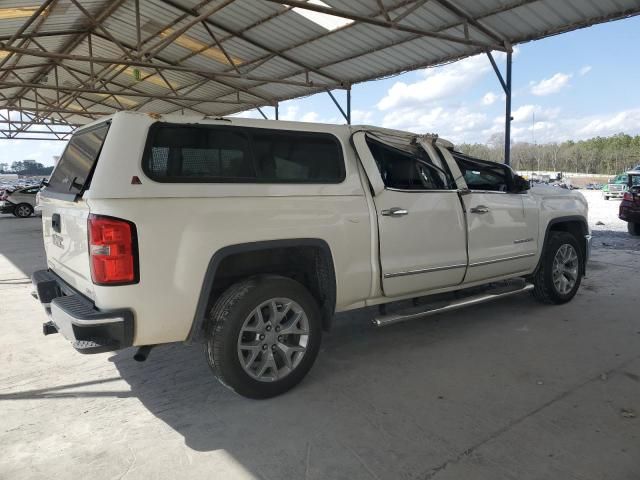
0 44 342 89
267 0 506 51
0 81 261 105
165 0 506 118
157 0 345 84
3 0 128 113
326 89 351 124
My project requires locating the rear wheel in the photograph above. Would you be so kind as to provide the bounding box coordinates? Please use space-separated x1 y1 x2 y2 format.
628 222 640 236
532 231 583 305
204 276 322 399
14 203 33 218
603 195 609 200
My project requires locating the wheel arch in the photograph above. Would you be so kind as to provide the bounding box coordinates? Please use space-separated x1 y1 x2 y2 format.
187 239 337 343
535 215 589 277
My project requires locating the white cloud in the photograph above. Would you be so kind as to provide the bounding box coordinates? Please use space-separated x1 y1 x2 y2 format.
381 105 490 143
577 109 640 137
377 51 508 111
482 91 499 106
530 73 572 96
279 106 299 121
579 65 592 76
300 111 319 122
350 109 374 124
508 108 640 143
507 104 561 124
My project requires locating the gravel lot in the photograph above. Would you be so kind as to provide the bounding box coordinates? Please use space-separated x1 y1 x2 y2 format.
1 191 639 480
582 189 640 251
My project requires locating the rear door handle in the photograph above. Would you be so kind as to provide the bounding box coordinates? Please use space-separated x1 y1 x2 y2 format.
470 205 490 214
381 207 409 217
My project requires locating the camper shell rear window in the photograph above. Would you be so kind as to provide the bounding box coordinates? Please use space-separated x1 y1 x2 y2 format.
46 122 110 196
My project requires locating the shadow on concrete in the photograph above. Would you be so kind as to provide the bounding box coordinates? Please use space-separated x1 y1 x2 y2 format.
106 293 561 479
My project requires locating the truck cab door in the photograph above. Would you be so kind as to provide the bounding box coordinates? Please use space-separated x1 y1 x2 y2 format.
353 132 468 297
437 147 539 283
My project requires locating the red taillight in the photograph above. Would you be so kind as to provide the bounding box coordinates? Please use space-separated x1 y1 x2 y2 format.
88 214 138 285
623 192 634 201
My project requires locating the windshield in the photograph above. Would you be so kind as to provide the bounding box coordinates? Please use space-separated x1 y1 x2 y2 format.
611 174 628 184
46 122 110 195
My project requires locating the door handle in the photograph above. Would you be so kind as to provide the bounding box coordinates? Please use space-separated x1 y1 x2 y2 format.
470 205 490 214
381 207 409 217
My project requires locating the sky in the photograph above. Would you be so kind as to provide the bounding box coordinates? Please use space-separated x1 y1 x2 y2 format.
2 14 639 168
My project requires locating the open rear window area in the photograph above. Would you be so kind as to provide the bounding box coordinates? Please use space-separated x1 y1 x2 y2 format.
46 123 110 195
143 123 345 184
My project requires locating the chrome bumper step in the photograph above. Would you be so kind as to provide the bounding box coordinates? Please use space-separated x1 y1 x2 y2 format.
373 281 534 327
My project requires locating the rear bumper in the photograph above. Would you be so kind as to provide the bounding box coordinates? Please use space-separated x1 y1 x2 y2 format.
31 269 134 354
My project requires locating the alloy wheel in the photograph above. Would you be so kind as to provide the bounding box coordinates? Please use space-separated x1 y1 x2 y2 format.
552 244 579 295
237 298 310 382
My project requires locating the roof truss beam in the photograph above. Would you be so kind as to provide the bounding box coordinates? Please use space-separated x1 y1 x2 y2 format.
267 0 507 51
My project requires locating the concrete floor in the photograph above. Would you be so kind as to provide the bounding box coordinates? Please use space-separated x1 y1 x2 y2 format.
1 214 639 480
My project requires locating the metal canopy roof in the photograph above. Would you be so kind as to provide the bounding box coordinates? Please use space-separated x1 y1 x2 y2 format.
0 0 639 140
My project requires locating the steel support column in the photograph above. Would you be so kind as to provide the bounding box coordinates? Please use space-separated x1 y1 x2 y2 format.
504 51 512 166
327 88 351 124
487 49 513 165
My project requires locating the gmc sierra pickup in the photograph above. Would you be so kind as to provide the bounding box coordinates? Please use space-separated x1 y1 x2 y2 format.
32 112 591 398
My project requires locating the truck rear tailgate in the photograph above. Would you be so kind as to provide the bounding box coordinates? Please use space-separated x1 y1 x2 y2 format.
39 121 111 299
40 194 94 298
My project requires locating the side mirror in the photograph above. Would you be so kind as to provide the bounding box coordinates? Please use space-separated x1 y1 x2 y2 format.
512 175 530 193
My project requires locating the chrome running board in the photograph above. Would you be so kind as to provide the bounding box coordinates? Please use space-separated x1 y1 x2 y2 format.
373 283 534 327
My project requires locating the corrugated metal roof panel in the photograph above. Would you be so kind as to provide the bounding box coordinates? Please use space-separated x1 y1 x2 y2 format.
0 0 638 135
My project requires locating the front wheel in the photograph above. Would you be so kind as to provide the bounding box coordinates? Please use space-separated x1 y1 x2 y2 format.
204 276 322 399
532 232 583 305
628 222 640 236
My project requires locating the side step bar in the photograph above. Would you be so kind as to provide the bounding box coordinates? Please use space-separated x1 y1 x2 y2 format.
373 283 534 327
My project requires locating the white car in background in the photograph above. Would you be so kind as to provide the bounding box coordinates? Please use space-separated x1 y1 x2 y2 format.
0 185 40 217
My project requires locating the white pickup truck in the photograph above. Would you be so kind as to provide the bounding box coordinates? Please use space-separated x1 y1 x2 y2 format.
32 112 591 398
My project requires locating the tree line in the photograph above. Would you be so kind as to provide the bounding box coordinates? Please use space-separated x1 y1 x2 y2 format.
458 132 640 174
0 161 54 176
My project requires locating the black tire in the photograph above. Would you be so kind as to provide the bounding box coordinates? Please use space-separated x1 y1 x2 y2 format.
14 203 33 218
628 222 640 236
532 231 583 305
204 275 322 399
603 195 609 200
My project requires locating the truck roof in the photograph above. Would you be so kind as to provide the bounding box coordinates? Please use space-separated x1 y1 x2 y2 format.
73 111 455 148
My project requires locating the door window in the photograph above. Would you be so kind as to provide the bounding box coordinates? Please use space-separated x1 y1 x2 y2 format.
451 152 512 192
366 137 454 190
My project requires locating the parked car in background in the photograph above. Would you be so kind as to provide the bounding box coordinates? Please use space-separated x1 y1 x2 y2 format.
619 171 640 236
603 174 628 200
0 185 40 217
